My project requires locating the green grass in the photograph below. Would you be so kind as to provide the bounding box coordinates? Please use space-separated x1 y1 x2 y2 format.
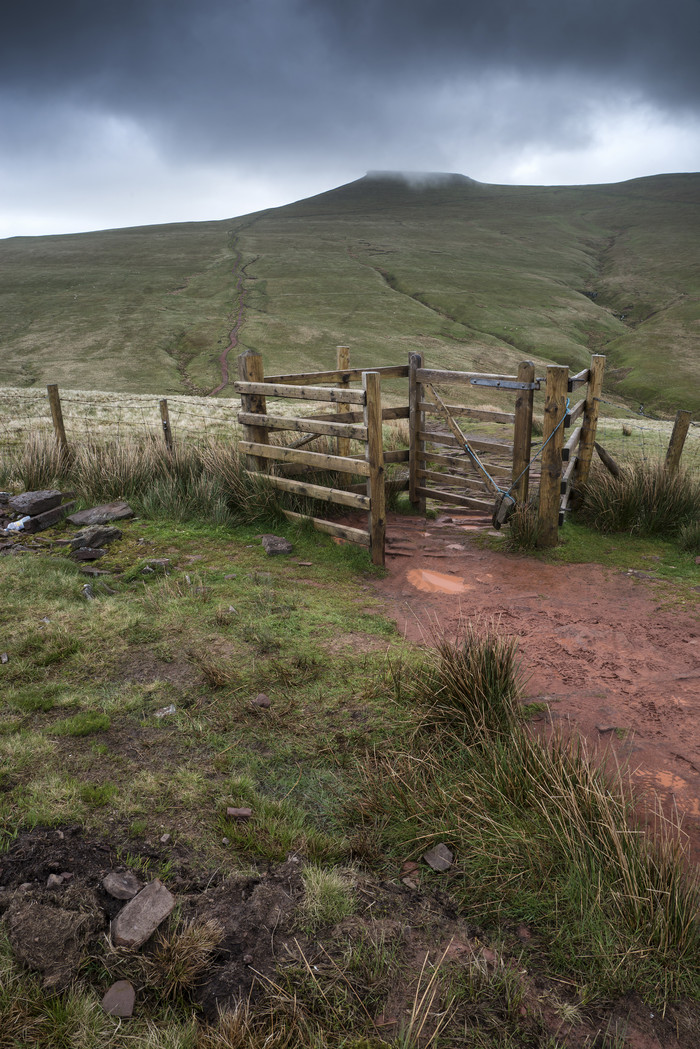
1 173 699 416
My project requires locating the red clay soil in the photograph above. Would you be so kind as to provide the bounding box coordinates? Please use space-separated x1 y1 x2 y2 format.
373 512 700 863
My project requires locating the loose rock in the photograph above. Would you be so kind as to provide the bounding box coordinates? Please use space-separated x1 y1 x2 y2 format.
72 547 107 561
67 501 134 527
8 490 63 517
111 879 176 949
252 693 271 709
261 535 293 556
102 980 136 1018
70 525 123 551
103 871 142 901
226 807 253 822
422 843 454 872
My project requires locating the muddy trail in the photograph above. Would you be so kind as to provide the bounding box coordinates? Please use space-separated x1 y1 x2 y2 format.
208 248 251 396
371 512 700 862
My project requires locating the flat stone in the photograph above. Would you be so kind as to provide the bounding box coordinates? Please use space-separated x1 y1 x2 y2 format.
160 833 172 845
71 547 107 561
70 525 123 550
103 871 142 901
226 807 253 822
9 490 63 516
252 693 271 708
596 724 617 734
102 980 135 1018
23 502 75 533
261 534 293 556
422 843 454 872
111 879 176 948
67 501 134 526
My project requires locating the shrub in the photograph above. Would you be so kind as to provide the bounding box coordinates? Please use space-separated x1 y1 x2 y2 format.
578 460 700 539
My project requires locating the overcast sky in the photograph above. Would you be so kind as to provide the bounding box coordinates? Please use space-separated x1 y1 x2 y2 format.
2 0 700 238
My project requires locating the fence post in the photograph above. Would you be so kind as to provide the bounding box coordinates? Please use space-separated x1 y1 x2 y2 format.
408 352 426 514
665 409 692 474
537 365 569 548
574 354 605 489
47 384 68 453
237 350 269 471
511 360 535 504
159 398 174 451
363 371 386 567
336 345 351 458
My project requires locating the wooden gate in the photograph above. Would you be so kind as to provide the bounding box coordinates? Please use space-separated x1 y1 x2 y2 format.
407 353 605 547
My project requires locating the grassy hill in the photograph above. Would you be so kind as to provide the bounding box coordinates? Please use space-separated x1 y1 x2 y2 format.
1 171 699 412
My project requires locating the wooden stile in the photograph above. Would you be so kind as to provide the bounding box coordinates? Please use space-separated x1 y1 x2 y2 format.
237 412 367 441
280 510 371 546
537 365 569 548
665 409 692 474
252 473 370 510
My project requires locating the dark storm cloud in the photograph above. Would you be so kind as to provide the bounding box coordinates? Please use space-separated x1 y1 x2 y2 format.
3 0 699 144
2 1 699 235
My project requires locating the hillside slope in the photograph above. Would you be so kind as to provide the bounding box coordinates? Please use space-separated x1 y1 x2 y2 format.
1 172 698 411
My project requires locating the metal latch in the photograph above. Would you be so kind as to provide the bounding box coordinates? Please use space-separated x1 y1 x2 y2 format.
470 378 541 390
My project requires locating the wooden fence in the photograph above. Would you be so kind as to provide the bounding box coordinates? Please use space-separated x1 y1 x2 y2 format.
234 348 410 567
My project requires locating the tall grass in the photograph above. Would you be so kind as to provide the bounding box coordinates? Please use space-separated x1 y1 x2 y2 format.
355 626 700 1003
577 461 700 539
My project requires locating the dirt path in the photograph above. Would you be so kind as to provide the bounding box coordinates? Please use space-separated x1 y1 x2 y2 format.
208 248 252 396
373 512 700 861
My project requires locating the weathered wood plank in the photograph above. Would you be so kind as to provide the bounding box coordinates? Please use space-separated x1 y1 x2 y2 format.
416 368 524 385
415 486 494 511
256 473 370 509
419 402 516 424
574 354 605 488
537 365 569 548
423 450 513 478
238 441 371 476
281 510 371 546
417 468 488 489
364 371 386 567
263 364 409 385
409 352 426 513
418 430 514 454
511 361 535 504
665 409 692 474
237 351 269 471
562 424 582 462
234 381 366 404
384 449 410 463
567 398 586 426
336 346 352 458
308 405 410 425
237 412 367 441
568 368 591 390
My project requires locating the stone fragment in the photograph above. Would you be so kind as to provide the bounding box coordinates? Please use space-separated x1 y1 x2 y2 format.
103 871 142 901
46 873 64 889
9 490 63 516
252 693 271 708
596 724 616 734
102 980 136 1018
111 879 176 948
142 559 171 573
67 501 134 527
422 843 454 872
154 704 177 718
160 833 172 845
23 502 76 533
226 807 253 822
261 534 293 556
70 525 123 551
71 547 107 561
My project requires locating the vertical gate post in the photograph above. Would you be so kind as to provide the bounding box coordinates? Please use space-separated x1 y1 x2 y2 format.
537 365 569 548
408 352 426 514
159 398 174 451
47 384 68 453
336 345 351 458
363 371 386 567
511 361 535 504
665 409 692 474
574 354 605 489
237 350 269 471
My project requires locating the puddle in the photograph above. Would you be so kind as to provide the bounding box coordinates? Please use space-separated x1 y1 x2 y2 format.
406 569 471 594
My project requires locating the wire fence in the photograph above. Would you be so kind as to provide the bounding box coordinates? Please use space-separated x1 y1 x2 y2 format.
594 398 700 477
